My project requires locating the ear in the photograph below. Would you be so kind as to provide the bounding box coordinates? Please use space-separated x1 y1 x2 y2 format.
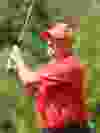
64 32 73 48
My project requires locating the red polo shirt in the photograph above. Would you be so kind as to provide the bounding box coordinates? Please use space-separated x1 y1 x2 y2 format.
25 55 88 128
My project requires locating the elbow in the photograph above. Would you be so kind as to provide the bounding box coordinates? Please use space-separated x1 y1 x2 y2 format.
24 81 34 96
22 76 34 88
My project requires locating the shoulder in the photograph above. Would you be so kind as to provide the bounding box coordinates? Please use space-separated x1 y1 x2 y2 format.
64 56 88 75
63 56 80 68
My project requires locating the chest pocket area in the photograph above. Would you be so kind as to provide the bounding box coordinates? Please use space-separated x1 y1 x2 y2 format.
46 81 72 106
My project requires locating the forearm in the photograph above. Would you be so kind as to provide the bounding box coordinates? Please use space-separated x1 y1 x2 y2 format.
9 45 40 89
16 63 39 86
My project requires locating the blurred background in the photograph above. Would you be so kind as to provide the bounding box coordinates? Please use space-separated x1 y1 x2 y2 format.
0 0 99 133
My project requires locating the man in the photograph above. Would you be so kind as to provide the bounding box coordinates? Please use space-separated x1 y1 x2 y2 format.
10 22 88 132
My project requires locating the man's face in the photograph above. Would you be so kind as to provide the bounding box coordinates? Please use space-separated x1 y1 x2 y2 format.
47 23 66 55
47 37 68 58
41 23 73 57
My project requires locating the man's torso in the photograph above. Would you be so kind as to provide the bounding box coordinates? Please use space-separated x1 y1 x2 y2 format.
35 55 85 128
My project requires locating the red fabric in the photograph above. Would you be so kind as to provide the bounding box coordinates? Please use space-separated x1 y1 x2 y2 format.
33 56 88 128
23 55 88 128
24 81 34 96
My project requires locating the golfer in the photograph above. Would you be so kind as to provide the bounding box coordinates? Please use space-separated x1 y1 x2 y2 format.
12 23 88 132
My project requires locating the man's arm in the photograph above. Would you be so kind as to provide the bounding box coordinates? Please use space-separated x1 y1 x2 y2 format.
16 63 44 96
9 45 41 86
16 63 40 86
17 59 52 87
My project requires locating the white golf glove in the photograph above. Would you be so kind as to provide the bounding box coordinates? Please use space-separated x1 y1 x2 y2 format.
7 45 24 71
10 45 24 64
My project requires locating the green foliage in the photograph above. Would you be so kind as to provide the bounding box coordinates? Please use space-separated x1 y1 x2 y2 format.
32 32 48 48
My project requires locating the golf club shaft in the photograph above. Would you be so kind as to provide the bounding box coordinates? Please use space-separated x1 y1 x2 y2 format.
17 0 34 47
7 0 34 69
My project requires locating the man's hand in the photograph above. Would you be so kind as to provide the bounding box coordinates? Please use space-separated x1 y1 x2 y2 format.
6 45 24 71
6 57 16 72
11 45 24 64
